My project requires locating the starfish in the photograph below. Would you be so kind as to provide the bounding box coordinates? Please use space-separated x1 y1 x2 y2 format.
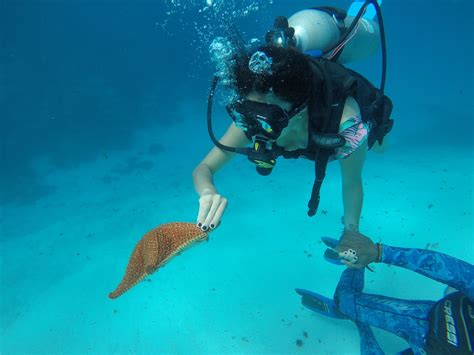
109 222 208 299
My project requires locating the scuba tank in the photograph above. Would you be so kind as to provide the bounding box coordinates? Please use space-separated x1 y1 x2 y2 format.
268 0 383 64
288 8 380 63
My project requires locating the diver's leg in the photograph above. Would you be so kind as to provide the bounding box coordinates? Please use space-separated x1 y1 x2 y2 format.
334 264 365 296
335 268 434 351
335 269 385 354
355 321 385 355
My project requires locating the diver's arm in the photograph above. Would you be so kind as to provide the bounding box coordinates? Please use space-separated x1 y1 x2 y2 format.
336 232 474 299
381 245 474 300
193 123 250 230
340 143 366 232
193 123 250 196
339 97 366 232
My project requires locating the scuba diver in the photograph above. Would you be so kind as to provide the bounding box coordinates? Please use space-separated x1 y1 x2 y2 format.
296 231 474 354
193 0 394 232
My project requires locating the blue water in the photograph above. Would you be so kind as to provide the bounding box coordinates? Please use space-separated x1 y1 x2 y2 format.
1 0 472 353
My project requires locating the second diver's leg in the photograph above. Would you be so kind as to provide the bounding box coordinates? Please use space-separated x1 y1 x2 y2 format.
335 268 384 354
355 321 385 355
335 268 435 352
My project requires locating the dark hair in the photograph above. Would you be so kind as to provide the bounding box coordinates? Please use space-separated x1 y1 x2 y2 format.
233 46 312 106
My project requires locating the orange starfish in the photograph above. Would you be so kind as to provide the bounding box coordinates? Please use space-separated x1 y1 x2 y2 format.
109 222 208 299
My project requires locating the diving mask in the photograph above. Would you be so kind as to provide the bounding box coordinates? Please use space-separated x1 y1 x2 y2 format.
226 99 306 141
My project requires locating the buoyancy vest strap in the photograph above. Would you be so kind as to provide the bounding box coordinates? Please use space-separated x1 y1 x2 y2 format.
307 149 331 216
308 60 331 134
306 108 342 216
306 60 339 216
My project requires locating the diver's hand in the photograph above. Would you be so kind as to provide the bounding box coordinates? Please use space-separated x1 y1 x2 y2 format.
336 230 380 269
197 188 227 232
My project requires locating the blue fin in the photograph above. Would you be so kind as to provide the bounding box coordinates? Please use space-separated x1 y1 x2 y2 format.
321 237 344 265
295 288 347 319
321 236 339 248
324 248 344 265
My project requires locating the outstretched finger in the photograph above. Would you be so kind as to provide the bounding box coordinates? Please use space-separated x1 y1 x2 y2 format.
202 197 221 230
209 198 227 230
197 198 212 227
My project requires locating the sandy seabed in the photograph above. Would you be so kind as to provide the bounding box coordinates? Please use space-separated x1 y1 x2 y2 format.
1 118 472 355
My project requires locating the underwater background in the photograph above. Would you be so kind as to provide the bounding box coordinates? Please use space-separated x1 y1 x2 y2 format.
1 0 472 353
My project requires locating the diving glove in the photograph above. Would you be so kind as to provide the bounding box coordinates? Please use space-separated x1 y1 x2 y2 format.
322 230 381 269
